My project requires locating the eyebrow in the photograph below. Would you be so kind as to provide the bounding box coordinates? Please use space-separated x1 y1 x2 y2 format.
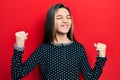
56 15 71 17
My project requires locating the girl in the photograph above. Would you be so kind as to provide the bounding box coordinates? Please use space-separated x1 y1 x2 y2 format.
12 3 107 80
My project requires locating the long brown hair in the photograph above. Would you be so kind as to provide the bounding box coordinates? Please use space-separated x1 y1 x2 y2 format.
43 3 75 43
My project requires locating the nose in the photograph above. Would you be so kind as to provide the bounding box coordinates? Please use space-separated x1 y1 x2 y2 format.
62 18 68 23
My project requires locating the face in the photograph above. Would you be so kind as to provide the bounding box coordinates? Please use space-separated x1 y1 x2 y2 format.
54 8 72 34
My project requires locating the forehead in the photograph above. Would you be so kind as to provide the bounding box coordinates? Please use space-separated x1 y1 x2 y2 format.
55 8 70 16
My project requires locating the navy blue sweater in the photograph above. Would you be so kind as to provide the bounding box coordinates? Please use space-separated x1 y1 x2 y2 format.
12 41 107 80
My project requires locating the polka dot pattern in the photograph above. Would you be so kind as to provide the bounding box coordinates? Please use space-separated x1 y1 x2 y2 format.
12 41 107 80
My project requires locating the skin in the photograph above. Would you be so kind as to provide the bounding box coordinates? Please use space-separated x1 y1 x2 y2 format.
15 8 106 57
53 8 72 44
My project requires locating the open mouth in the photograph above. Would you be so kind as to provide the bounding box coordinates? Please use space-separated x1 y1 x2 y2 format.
61 25 69 28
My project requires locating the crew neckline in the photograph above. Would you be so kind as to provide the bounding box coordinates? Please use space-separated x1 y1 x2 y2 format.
50 41 74 47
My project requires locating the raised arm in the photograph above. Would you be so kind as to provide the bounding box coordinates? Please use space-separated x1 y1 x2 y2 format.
11 31 41 80
79 43 107 79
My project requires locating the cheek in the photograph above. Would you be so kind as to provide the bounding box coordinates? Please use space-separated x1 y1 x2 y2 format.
55 20 61 27
54 21 60 30
69 20 72 24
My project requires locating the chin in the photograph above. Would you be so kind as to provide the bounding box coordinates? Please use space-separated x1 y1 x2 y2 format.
58 31 69 34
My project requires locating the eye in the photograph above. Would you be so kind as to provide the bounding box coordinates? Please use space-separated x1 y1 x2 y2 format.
67 16 71 19
56 17 62 19
67 17 71 19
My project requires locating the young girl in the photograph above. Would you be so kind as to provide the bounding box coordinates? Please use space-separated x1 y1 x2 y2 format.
12 3 107 80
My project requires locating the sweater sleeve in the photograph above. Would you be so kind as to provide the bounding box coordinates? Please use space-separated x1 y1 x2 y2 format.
79 45 107 80
11 45 43 80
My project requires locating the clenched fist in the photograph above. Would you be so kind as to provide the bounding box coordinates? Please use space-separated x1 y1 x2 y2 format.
94 43 107 57
15 31 29 47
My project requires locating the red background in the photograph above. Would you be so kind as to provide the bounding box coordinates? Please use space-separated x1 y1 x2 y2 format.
0 0 120 80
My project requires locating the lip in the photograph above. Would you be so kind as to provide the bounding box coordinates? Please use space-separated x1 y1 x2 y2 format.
61 24 69 27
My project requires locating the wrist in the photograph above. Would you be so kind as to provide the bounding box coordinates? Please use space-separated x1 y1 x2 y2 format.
16 42 24 47
98 50 106 57
14 43 24 51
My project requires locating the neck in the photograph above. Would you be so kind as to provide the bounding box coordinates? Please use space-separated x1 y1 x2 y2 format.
53 33 71 44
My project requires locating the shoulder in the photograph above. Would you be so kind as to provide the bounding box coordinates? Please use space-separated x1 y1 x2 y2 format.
33 43 51 56
73 41 86 55
36 42 53 51
37 43 50 49
73 41 85 48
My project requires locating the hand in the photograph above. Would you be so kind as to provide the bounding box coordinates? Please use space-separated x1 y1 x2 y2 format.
15 31 29 47
94 43 106 57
